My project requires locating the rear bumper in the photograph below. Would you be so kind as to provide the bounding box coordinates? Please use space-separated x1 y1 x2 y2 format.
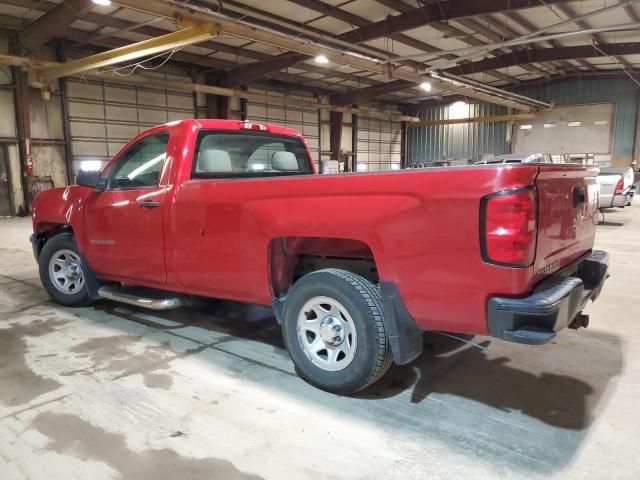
487 250 609 345
610 186 635 207
612 193 628 207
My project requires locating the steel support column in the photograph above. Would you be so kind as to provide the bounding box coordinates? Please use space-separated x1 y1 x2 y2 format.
329 110 344 162
633 94 640 167
12 68 31 212
56 46 74 185
205 72 230 119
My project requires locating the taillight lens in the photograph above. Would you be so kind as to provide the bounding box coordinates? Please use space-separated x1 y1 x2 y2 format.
614 178 624 194
481 187 537 267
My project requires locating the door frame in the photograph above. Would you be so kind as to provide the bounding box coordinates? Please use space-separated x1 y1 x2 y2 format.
0 143 15 216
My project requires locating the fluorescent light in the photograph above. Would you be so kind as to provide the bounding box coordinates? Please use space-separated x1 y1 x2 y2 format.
419 81 432 92
356 163 368 172
390 164 401 170
92 0 111 5
80 160 102 171
314 54 329 64
449 101 468 119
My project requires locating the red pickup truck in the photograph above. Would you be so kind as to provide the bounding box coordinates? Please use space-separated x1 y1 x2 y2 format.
31 119 609 394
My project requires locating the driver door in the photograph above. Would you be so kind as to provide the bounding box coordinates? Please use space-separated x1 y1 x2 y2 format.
83 132 169 285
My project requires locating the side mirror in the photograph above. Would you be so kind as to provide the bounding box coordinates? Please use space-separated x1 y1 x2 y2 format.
76 170 106 191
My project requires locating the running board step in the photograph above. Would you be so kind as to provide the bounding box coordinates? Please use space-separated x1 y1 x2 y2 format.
98 286 185 310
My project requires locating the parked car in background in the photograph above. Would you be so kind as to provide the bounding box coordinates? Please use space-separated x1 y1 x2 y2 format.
596 166 635 209
474 153 551 165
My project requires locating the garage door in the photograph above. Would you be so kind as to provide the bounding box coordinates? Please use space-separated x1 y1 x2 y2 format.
356 117 402 171
65 78 195 174
514 103 615 165
246 99 320 166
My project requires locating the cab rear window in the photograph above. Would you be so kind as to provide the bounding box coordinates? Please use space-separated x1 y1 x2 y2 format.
192 130 313 178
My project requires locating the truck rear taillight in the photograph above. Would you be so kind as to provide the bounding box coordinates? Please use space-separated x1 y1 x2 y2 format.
614 178 624 194
480 187 537 267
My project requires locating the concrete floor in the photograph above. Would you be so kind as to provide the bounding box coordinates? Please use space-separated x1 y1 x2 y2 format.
0 205 639 480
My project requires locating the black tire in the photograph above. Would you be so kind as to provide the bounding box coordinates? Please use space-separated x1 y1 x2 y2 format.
38 233 92 307
282 268 393 395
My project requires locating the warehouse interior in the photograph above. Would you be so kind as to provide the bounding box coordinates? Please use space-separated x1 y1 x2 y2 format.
0 0 639 479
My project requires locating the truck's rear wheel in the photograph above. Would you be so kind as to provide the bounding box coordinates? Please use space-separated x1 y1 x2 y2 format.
282 268 392 395
39 233 92 307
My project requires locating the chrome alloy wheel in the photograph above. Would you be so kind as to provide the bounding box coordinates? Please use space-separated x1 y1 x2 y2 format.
48 249 85 295
297 296 357 372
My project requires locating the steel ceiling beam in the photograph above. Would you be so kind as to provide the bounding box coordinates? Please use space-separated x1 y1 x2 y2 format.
408 113 538 127
61 30 346 94
231 0 573 72
1 53 418 121
336 0 573 45
37 24 219 81
284 0 441 54
69 9 380 87
330 79 415 106
111 0 544 111
443 42 640 76
475 15 561 77
4 0 381 87
504 11 595 72
555 3 634 72
224 52 308 87
19 0 95 52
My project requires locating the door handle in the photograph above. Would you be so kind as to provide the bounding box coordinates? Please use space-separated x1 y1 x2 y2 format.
138 200 160 209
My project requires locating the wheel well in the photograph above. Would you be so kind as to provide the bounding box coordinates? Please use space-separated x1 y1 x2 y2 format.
34 224 74 255
269 237 378 298
36 223 74 239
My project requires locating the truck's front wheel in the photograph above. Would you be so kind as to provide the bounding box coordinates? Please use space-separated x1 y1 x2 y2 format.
282 269 392 395
38 233 92 307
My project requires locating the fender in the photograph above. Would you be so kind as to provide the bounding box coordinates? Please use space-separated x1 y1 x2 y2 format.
32 187 103 299
31 185 93 253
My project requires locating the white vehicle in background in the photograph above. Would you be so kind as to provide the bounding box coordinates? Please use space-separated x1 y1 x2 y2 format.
596 167 635 209
474 153 551 165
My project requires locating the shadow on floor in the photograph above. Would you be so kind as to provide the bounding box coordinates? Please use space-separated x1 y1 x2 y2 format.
83 298 623 473
94 299 622 430
598 208 632 226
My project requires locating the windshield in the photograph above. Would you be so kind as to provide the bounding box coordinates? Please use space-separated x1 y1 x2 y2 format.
192 131 313 178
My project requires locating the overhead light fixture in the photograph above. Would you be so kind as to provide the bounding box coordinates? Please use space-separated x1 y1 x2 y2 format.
419 81 432 92
449 101 469 119
92 0 111 5
314 54 329 64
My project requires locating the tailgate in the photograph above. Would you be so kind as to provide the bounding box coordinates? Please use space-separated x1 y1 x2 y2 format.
533 165 599 282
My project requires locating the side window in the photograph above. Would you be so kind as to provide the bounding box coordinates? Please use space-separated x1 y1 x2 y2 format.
109 133 169 190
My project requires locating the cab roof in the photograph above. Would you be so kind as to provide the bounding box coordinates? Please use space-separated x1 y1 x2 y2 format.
172 118 302 137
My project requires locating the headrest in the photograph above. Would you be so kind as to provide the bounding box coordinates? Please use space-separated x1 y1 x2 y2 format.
271 151 298 171
197 149 232 172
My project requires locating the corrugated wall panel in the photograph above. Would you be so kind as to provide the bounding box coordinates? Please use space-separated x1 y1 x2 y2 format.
518 78 638 165
408 79 639 166
246 90 320 166
357 117 401 171
408 102 507 165
66 76 195 174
